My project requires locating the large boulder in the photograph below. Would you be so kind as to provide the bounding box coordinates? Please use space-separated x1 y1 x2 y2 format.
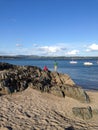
50 72 90 102
61 84 90 103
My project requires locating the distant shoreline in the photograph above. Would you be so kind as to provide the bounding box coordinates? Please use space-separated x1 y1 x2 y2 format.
0 55 98 60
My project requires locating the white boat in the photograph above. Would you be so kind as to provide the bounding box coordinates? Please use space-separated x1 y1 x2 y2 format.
83 62 93 66
69 60 77 64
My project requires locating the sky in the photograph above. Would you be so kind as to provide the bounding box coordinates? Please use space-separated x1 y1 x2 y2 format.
0 0 98 56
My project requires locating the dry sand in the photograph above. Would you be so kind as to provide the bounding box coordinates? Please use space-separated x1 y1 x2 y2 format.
0 87 98 130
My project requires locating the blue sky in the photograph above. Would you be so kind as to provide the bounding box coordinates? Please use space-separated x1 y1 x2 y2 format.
0 0 98 56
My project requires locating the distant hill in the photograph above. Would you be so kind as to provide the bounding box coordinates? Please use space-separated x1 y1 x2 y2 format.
0 55 98 60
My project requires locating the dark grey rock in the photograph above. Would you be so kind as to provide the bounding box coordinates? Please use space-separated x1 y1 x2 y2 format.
72 106 92 120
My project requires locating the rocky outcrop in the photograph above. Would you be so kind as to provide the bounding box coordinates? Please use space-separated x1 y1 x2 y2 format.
0 62 90 102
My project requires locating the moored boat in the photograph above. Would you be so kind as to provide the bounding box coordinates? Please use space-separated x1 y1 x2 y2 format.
69 61 77 64
83 62 93 66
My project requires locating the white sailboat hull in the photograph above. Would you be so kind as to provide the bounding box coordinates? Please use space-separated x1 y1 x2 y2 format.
83 62 93 66
69 61 77 64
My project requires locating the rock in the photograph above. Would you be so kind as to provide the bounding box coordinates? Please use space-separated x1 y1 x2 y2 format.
61 84 90 103
0 126 12 130
0 62 90 103
72 106 93 120
0 86 11 96
50 72 75 86
0 62 14 70
92 109 98 115
65 126 75 130
50 85 65 97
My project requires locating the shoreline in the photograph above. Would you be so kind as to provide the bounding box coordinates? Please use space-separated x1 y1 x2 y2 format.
85 89 98 92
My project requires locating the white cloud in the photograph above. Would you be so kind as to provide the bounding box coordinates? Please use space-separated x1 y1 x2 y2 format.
1 43 83 56
14 44 81 56
40 46 61 53
38 45 67 56
66 50 79 55
86 43 98 52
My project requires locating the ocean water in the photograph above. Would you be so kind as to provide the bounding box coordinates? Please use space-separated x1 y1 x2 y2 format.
0 58 98 90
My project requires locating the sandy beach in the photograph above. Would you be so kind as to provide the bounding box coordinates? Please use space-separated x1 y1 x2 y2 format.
0 87 98 130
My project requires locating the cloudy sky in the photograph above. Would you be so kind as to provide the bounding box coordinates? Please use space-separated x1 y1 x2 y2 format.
0 0 98 56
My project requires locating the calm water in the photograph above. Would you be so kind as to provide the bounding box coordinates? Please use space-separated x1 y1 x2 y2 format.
0 58 98 90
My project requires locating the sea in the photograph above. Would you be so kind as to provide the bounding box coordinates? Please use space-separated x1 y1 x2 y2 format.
0 58 98 91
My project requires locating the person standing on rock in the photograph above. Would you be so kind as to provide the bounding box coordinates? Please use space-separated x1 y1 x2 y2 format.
54 61 58 71
43 65 48 71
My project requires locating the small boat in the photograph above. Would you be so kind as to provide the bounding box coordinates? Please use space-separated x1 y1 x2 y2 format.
83 62 93 66
69 60 77 64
